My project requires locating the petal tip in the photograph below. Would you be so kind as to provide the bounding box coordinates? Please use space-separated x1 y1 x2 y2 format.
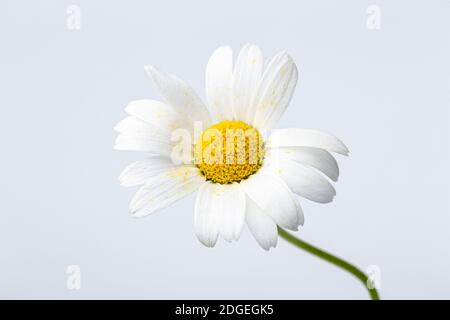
144 65 158 78
129 210 140 217
200 241 216 248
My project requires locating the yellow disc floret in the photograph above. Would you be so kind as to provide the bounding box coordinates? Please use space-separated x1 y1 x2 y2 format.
195 121 264 184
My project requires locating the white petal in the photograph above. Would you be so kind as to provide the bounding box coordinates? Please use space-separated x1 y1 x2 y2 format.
125 99 192 135
114 116 168 140
267 128 349 156
240 169 300 230
205 46 234 121
217 183 246 242
232 44 264 122
194 182 219 247
267 155 336 203
130 166 205 217
245 196 278 250
114 133 173 155
292 194 305 226
145 65 212 126
114 139 171 155
119 157 178 187
194 182 246 245
268 147 339 181
114 116 162 134
114 117 173 155
252 52 298 130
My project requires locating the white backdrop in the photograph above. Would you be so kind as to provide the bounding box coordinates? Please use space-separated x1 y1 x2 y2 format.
0 0 449 299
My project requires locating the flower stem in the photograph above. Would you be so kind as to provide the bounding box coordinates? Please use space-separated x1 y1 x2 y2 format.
277 227 380 300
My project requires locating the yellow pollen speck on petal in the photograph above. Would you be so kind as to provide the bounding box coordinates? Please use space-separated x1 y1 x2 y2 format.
195 121 264 184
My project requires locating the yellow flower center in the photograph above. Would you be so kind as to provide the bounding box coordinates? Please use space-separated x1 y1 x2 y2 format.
195 121 264 184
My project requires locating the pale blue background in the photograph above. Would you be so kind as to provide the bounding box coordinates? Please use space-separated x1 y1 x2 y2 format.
0 0 449 299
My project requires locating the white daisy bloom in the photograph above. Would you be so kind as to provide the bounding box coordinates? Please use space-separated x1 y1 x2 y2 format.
115 44 348 250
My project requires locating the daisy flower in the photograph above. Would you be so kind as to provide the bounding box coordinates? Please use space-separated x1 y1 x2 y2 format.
115 44 348 251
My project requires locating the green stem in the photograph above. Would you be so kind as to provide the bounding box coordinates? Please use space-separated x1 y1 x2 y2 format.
277 227 380 300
